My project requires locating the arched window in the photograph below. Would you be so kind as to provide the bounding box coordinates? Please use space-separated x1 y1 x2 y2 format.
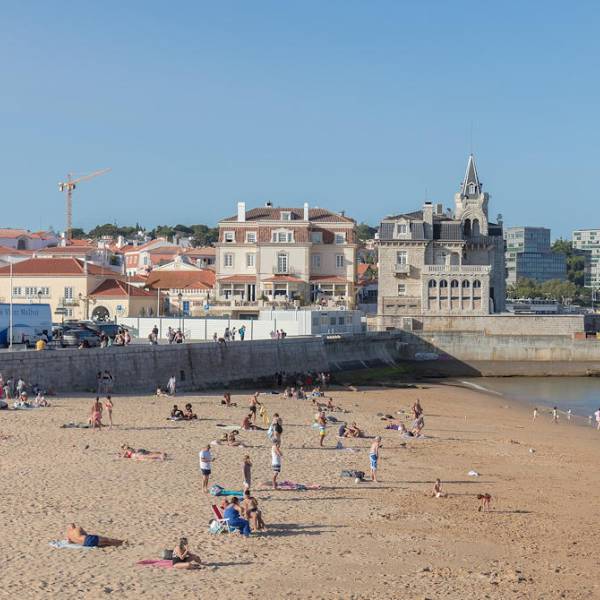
473 279 481 288
450 279 459 288
428 279 437 288
463 219 471 236
439 279 448 288
462 280 471 288
472 218 480 236
468 182 476 195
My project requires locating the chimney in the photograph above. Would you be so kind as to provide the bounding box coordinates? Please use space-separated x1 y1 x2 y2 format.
422 202 433 225
237 202 246 222
303 202 309 221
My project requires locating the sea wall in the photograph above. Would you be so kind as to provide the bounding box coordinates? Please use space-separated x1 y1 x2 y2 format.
0 333 404 394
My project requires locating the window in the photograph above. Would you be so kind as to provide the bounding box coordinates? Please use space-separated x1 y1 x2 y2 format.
272 231 293 243
335 254 344 269
281 211 292 221
12 286 22 297
311 254 321 268
311 231 323 244
277 253 288 274
64 286 73 300
439 280 448 288
451 280 459 288
462 280 471 288
428 279 437 288
224 231 235 243
473 280 482 288
396 251 407 265
246 253 255 267
224 253 234 268
397 224 408 235
397 283 406 296
335 233 346 244
245 231 257 243
143 256 149 265
468 183 476 195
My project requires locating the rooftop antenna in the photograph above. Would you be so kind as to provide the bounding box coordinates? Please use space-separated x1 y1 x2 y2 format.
469 120 474 155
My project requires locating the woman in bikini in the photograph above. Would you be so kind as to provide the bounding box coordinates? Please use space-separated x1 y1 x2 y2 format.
90 397 103 430
242 490 266 532
104 396 114 428
171 537 202 569
120 444 167 460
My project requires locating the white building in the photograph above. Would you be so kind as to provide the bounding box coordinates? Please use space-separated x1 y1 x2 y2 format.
572 229 600 289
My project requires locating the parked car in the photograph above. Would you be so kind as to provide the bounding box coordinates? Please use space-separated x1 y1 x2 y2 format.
88 322 121 339
61 328 101 348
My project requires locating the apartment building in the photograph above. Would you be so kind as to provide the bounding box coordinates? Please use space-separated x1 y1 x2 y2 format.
215 202 357 307
504 227 566 284
572 229 600 289
377 155 506 317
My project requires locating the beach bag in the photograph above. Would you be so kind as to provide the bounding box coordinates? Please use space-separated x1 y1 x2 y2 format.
161 549 173 560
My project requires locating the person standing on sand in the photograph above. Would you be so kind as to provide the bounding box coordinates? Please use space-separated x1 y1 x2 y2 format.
595 408 600 431
369 436 382 482
271 442 282 489
242 455 252 491
249 393 261 424
104 396 114 428
90 397 103 430
317 410 327 447
552 406 559 423
199 444 213 493
532 407 538 423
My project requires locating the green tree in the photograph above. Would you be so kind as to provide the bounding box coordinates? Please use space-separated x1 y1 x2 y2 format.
506 278 541 299
540 279 577 304
190 224 219 246
69 227 87 239
356 222 377 242
88 223 138 238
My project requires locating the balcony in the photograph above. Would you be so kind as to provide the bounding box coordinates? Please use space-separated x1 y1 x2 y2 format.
60 297 80 306
422 265 491 275
394 263 410 276
272 265 298 276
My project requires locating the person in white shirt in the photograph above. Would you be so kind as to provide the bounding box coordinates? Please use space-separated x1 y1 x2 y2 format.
595 408 600 431
199 445 213 493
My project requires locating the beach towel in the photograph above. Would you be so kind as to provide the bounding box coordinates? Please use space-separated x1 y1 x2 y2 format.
49 540 93 550
215 424 241 430
136 559 173 568
277 480 321 491
60 422 90 429
209 484 243 497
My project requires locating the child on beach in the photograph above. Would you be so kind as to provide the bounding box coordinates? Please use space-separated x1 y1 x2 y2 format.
243 455 252 491
369 437 382 482
431 479 447 498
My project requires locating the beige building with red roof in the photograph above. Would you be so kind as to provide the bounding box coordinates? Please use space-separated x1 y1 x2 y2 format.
0 257 147 320
216 202 357 308
145 269 215 316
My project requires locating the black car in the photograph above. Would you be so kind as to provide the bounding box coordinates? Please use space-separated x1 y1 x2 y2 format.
61 328 101 348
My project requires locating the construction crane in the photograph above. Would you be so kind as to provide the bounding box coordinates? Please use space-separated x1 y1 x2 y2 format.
58 168 111 239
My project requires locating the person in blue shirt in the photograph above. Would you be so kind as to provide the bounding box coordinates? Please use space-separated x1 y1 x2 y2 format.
223 497 251 536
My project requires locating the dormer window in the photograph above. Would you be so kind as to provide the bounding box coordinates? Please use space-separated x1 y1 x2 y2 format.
224 231 235 243
272 230 294 243
245 231 257 243
334 233 346 244
468 183 476 195
396 223 408 236
281 211 292 221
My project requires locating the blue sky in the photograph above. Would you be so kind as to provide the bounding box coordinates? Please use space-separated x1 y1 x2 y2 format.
1 1 598 238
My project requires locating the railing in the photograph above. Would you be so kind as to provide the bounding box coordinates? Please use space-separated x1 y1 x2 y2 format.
271 265 298 275
60 297 80 306
394 264 410 275
422 265 491 274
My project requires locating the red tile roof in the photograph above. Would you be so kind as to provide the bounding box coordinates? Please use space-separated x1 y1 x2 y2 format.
37 245 96 254
221 207 354 224
183 246 216 257
217 275 257 283
0 246 35 256
0 229 31 238
90 278 156 297
0 257 118 276
145 269 216 290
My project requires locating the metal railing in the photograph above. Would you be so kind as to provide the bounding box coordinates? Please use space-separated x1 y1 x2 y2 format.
422 265 491 274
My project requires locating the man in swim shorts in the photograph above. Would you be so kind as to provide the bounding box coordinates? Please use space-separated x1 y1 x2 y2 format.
369 436 382 482
66 523 124 547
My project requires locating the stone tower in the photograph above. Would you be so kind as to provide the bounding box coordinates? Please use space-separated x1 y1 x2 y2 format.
454 154 489 236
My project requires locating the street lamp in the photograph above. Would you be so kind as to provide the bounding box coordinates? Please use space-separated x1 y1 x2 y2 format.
178 292 183 329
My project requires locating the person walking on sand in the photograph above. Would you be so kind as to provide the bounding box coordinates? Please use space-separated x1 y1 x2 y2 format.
271 442 282 489
242 455 252 492
567 409 572 422
552 406 559 423
104 395 114 429
167 375 176 396
249 392 261 424
90 397 103 430
595 407 600 431
199 444 213 493
317 410 327 447
532 407 538 423
369 436 382 482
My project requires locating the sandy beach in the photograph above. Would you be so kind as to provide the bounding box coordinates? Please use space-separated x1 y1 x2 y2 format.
1 381 599 599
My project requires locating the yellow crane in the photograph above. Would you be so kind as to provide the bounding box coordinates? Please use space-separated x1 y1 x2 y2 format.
58 168 111 239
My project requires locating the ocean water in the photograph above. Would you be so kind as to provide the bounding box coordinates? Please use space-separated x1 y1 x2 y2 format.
461 377 600 418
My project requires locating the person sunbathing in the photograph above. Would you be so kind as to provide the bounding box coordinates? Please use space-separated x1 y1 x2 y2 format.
221 393 237 407
120 444 167 460
344 422 363 438
13 392 32 409
398 422 415 438
66 523 124 547
242 490 266 532
172 537 201 569
156 387 168 397
431 479 447 498
241 413 264 430
183 403 198 420
170 405 184 419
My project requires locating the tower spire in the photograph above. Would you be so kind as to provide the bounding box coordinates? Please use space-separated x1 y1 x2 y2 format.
460 154 481 197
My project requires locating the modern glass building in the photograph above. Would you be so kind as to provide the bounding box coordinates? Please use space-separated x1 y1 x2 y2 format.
504 227 566 285
572 229 600 289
